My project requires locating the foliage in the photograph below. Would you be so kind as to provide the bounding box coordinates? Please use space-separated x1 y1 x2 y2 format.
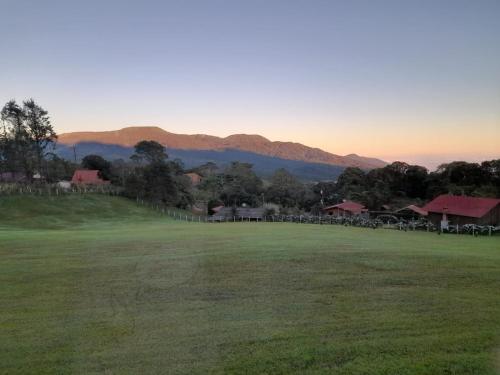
123 141 193 208
265 168 305 208
328 160 500 210
0 99 57 179
219 162 264 206
44 154 78 182
131 140 168 164
81 154 113 180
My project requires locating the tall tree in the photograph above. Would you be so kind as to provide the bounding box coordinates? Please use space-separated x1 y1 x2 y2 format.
265 168 305 208
131 140 167 164
23 99 57 174
219 162 263 206
1 100 30 176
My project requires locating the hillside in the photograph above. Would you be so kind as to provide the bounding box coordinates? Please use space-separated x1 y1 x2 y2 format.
56 142 345 181
0 194 161 229
58 126 387 169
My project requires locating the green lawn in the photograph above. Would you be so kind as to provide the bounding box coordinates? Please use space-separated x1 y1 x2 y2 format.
1 195 500 374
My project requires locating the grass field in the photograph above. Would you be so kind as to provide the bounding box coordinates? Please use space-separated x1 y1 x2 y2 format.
1 195 500 374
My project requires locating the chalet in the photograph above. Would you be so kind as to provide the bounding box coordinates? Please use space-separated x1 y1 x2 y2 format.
322 201 367 217
71 170 109 185
422 195 500 226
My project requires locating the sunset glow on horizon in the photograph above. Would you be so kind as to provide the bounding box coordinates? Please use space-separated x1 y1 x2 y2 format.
1 0 499 169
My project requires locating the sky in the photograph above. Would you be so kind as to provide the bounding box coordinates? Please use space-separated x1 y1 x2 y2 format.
1 0 499 169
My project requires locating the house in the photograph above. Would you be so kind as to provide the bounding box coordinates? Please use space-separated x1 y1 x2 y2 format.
395 205 428 219
71 170 109 185
185 172 202 186
422 195 500 226
211 207 265 221
322 201 367 217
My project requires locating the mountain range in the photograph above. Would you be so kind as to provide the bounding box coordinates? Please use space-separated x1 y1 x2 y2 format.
57 127 387 180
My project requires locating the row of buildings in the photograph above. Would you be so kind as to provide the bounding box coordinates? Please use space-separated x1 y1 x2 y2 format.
322 195 500 227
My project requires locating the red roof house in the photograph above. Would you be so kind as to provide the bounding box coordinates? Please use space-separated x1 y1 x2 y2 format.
71 170 109 185
322 201 367 217
422 195 500 226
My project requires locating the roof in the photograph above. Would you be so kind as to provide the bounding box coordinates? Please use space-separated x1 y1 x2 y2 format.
212 205 224 213
71 170 107 185
422 195 500 218
323 201 366 214
396 204 428 216
185 172 202 185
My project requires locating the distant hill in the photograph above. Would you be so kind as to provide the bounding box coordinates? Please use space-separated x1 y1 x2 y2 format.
59 126 387 169
56 142 345 181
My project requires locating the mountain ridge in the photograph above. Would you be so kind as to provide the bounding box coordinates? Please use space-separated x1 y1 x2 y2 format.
58 126 387 169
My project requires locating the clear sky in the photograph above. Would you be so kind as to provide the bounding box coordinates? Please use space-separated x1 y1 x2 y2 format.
1 0 499 168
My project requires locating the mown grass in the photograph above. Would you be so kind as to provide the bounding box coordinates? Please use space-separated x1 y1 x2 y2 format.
1 194 500 374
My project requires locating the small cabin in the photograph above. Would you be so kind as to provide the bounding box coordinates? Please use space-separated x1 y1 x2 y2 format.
322 201 367 217
71 170 109 185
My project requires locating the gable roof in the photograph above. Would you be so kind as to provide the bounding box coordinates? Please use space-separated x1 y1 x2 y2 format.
422 195 500 218
396 204 428 216
71 170 107 185
323 201 366 214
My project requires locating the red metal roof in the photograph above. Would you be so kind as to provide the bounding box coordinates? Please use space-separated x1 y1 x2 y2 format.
422 195 500 218
323 201 366 214
71 170 107 185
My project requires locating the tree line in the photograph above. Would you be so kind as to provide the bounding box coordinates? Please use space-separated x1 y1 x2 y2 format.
191 159 500 214
2 100 498 213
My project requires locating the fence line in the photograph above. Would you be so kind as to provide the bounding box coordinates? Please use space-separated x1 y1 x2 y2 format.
3 185 497 236
150 204 499 236
0 183 122 197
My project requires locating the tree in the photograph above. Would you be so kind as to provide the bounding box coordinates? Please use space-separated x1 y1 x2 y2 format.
44 154 77 182
23 99 57 174
1 100 29 175
265 168 305 208
219 162 263 206
335 167 367 198
403 165 428 198
0 99 57 180
123 139 193 208
481 159 500 196
81 154 113 180
131 140 167 164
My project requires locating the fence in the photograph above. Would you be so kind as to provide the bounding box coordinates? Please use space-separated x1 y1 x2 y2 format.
0 183 123 197
154 206 499 236
3 185 498 236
